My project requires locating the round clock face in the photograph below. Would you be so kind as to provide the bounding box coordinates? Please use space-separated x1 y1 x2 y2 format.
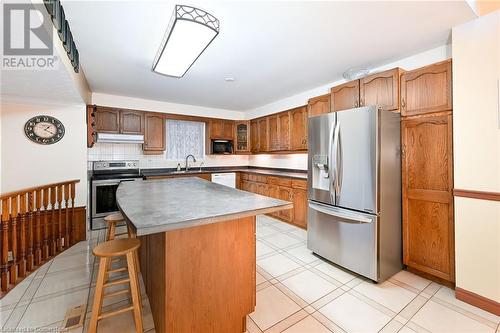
24 115 65 145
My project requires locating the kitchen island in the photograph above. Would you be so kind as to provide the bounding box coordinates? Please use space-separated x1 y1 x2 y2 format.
116 177 292 333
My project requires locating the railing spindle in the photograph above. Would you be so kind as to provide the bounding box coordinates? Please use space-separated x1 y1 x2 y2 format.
18 194 27 278
50 187 57 256
1 199 10 291
34 189 42 266
26 192 34 271
64 184 70 249
42 188 49 260
57 185 63 252
70 183 76 247
10 196 19 285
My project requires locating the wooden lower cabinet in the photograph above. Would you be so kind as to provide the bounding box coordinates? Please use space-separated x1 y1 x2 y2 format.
401 112 454 283
239 173 307 229
145 173 212 181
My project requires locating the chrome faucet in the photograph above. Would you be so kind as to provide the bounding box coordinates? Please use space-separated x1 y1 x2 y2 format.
185 154 196 171
199 162 204 172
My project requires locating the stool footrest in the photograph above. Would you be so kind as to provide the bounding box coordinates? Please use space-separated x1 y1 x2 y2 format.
104 288 130 299
107 267 127 274
98 306 134 320
104 278 130 288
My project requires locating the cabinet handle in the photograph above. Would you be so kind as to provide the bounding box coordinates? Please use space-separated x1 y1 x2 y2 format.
401 144 406 158
401 98 406 109
360 98 364 107
354 100 359 107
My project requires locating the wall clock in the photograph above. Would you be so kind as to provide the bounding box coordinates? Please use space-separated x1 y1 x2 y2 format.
24 115 65 145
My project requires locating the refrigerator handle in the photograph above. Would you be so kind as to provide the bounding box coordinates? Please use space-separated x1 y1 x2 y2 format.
328 121 337 204
331 121 340 203
335 122 343 203
308 201 372 224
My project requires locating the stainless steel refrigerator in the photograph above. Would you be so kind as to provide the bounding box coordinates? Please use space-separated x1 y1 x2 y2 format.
307 105 402 282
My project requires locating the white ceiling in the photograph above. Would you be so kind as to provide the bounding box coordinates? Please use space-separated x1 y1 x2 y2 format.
62 1 475 111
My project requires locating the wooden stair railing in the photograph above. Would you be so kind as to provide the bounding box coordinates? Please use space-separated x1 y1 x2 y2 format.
0 179 80 292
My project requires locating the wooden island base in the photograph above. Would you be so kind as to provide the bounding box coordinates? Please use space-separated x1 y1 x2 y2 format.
138 216 256 333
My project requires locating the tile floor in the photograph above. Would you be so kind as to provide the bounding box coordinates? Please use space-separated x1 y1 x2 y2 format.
1 215 499 333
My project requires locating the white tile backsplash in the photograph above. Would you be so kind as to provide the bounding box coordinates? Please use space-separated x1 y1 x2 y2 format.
87 143 249 170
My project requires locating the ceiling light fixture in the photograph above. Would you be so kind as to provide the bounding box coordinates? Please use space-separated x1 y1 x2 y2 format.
152 5 220 78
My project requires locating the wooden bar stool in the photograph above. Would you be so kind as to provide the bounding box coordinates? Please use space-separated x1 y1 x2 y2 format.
89 238 143 333
104 213 140 273
104 213 131 241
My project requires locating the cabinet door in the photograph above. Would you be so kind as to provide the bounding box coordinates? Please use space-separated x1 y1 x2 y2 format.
235 121 250 153
360 68 401 111
95 108 120 133
278 111 290 150
292 188 307 229
258 118 268 152
402 114 454 282
222 120 234 140
331 80 360 111
250 120 259 153
268 115 279 151
120 110 144 134
308 94 331 117
400 59 452 116
278 187 293 222
209 120 224 139
290 106 308 150
143 114 165 153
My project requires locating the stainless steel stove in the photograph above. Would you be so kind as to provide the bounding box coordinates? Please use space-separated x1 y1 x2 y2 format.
90 160 142 230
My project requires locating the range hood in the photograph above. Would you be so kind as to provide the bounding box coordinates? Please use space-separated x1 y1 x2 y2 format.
96 133 145 144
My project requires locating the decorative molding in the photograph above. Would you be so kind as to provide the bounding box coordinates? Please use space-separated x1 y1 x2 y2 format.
455 287 500 316
453 189 500 202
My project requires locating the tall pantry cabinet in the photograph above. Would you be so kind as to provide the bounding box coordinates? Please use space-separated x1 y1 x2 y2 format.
400 59 455 283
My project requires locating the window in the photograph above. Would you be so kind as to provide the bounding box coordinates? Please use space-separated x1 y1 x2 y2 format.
166 120 205 160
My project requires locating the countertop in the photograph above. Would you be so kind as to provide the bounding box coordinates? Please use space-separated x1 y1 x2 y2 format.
116 177 293 236
140 166 307 180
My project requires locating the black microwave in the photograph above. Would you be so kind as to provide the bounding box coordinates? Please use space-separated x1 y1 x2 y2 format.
211 140 233 154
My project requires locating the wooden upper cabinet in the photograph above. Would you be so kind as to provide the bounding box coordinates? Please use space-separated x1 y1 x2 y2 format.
209 119 234 140
120 110 144 134
258 118 268 152
250 120 259 153
290 106 308 150
209 119 224 138
143 114 165 154
360 68 402 111
278 111 290 150
402 113 454 282
331 80 360 111
400 59 452 116
222 120 234 140
268 115 279 151
235 121 250 153
308 94 331 117
95 108 120 133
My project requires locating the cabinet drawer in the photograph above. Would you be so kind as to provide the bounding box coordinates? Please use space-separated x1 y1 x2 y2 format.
291 179 307 189
241 173 249 180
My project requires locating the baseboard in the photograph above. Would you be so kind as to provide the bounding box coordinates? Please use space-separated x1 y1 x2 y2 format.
455 287 500 316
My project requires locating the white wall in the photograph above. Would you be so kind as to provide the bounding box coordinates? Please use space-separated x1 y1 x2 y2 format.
452 11 500 303
1 100 88 206
92 93 245 120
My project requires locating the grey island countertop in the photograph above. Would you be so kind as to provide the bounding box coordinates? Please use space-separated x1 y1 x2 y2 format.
116 177 293 236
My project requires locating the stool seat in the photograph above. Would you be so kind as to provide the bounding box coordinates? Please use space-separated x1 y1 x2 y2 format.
104 212 124 223
93 239 140 257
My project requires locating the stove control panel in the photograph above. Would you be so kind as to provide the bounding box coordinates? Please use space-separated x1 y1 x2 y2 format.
93 160 139 171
